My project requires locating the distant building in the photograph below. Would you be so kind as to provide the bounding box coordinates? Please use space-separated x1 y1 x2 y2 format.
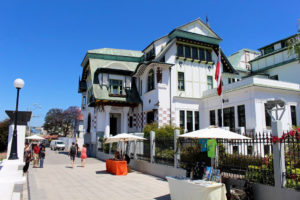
250 33 300 84
227 48 260 82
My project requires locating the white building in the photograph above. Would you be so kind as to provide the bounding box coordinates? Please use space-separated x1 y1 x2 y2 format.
78 19 300 156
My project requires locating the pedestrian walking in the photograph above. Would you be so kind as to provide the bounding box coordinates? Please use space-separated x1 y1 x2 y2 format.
33 143 40 168
23 142 32 173
69 142 77 168
81 144 87 167
39 146 46 168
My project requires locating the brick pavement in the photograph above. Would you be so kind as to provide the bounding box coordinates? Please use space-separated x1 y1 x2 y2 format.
28 148 171 200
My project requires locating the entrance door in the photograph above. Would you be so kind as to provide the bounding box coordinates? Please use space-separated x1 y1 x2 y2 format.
110 117 117 136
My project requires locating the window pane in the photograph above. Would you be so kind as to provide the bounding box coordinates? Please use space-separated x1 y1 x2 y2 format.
147 111 154 124
129 116 133 128
180 110 185 129
207 76 213 90
199 48 205 60
187 111 193 132
223 107 235 131
147 69 154 91
185 46 191 58
238 105 246 128
178 72 185 91
192 47 198 60
109 79 122 95
206 50 212 61
177 45 184 57
265 104 271 128
195 111 199 130
210 110 216 125
291 105 297 126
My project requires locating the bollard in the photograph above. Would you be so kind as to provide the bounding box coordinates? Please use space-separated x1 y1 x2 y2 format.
134 140 137 159
272 120 286 188
150 131 155 163
174 129 180 168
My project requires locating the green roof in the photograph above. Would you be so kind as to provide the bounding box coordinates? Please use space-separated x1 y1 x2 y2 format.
88 48 143 58
89 58 139 72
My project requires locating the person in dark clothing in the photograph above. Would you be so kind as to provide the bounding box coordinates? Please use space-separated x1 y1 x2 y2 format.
23 142 32 173
69 142 77 168
39 146 46 168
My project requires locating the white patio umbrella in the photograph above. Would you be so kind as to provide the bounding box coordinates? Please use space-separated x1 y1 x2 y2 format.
104 133 146 144
25 134 45 140
178 127 251 169
178 127 251 140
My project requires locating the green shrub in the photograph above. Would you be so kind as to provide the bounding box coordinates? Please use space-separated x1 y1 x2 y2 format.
143 123 183 139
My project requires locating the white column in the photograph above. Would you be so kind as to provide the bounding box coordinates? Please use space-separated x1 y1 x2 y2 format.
123 107 129 133
104 106 111 138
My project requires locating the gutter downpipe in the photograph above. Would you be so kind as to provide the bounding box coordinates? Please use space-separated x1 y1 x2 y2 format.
169 66 172 125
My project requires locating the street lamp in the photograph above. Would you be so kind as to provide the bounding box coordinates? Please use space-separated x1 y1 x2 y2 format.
8 78 25 160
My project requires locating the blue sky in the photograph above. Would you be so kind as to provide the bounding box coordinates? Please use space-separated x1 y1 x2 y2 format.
0 0 299 126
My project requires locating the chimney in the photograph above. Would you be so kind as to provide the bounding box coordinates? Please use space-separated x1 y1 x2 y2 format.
206 15 210 27
298 19 300 32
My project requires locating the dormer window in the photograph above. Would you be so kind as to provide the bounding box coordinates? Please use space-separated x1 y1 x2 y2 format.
145 48 155 61
177 44 214 62
109 79 123 95
264 46 274 55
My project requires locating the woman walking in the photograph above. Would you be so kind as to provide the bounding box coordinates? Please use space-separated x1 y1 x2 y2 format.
23 142 32 174
81 144 87 167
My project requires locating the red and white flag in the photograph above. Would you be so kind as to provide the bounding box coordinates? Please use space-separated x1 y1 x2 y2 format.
215 49 222 96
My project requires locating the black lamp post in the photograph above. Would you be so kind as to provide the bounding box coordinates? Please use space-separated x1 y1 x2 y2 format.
8 78 24 160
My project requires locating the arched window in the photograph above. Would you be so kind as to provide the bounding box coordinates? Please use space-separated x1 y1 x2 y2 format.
147 69 154 91
87 114 91 133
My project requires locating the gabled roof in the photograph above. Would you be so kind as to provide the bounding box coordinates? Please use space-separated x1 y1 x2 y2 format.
176 18 222 40
81 48 144 67
143 18 222 52
88 48 143 58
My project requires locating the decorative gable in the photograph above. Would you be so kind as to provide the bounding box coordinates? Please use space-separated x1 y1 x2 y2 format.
177 18 221 40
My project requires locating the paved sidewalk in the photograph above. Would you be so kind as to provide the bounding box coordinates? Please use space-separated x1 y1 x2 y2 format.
28 148 170 200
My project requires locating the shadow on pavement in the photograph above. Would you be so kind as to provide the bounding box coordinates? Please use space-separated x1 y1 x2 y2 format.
58 152 69 155
65 166 73 168
154 194 171 200
95 170 110 175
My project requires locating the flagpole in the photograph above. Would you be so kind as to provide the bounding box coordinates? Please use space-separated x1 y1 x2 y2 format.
221 91 224 128
219 47 224 128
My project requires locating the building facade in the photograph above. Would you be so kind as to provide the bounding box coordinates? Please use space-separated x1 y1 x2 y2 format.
78 19 300 156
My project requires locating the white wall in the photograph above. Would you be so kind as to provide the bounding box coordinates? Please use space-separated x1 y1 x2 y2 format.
6 125 26 162
200 84 300 133
266 61 300 84
251 49 299 84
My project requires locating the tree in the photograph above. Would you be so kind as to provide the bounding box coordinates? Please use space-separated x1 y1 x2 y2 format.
43 108 64 135
43 107 81 137
62 106 81 137
0 119 10 152
287 33 300 62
